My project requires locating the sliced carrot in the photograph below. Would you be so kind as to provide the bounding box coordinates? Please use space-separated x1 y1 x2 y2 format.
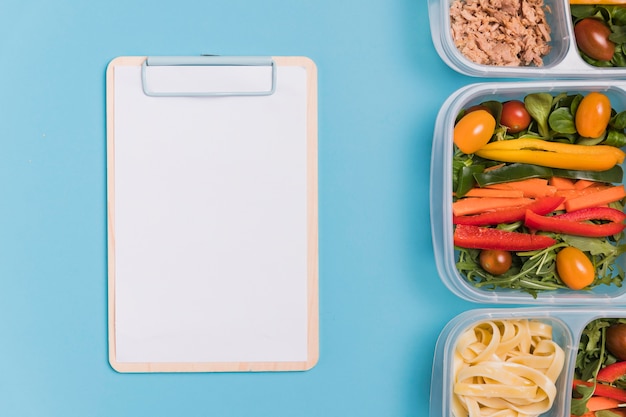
550 176 576 190
586 396 622 412
554 184 613 211
463 188 525 198
556 184 612 198
487 178 557 198
452 197 534 216
565 185 626 212
574 179 598 190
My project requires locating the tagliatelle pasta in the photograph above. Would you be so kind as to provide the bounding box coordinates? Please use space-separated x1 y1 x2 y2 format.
451 319 565 417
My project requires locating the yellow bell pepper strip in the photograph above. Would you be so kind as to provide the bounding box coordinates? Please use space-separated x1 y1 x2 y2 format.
475 138 626 171
524 207 626 237
453 224 557 250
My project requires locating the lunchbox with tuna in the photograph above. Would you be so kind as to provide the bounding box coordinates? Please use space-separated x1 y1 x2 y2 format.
430 80 626 304
430 307 626 417
428 0 626 78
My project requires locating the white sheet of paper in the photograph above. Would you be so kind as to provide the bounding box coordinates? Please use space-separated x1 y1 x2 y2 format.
113 63 309 363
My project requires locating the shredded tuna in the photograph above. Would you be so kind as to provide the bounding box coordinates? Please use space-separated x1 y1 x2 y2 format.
450 0 552 67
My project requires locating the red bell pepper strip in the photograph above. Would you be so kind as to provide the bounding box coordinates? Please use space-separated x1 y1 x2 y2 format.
573 379 626 402
453 224 557 250
525 209 626 237
598 361 626 384
453 196 565 226
554 207 626 223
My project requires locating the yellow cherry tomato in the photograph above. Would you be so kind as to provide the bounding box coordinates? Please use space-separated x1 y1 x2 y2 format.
556 247 595 290
575 92 612 138
453 109 496 154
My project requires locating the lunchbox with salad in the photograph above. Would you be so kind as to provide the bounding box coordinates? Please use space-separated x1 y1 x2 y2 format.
430 307 626 417
431 80 626 303
428 0 626 78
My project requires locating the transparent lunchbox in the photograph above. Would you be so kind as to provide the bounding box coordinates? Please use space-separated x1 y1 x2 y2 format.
430 80 626 304
429 307 626 417
428 0 626 78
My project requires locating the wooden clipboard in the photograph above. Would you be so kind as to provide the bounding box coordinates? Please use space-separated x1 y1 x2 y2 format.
106 56 318 373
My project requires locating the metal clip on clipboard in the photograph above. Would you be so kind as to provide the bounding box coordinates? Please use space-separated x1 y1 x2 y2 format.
141 56 277 97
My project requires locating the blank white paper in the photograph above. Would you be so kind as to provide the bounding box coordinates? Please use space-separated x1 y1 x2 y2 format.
113 63 309 364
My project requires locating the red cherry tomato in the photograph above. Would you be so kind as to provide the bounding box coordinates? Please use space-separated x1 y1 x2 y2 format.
500 100 531 134
453 109 496 154
574 18 615 62
556 247 595 290
575 92 612 138
479 250 512 275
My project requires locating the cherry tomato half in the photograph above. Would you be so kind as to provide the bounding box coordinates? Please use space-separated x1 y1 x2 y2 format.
575 92 612 138
479 249 512 275
500 100 531 133
574 18 615 62
555 247 595 290
453 109 496 154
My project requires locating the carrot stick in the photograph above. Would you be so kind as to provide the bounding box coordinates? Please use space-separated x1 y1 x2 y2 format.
463 188 525 198
550 176 576 190
565 185 626 212
574 179 598 190
553 184 613 211
556 184 612 199
586 396 622 412
486 178 556 198
452 197 534 216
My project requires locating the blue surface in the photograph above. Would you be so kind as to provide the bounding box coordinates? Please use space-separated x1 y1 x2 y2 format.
0 1 484 416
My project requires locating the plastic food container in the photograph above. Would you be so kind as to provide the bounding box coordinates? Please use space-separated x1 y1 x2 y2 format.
429 307 626 417
428 0 626 78
430 79 626 304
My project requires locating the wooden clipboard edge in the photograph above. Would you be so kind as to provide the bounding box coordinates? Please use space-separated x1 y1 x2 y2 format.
105 56 319 373
106 56 131 374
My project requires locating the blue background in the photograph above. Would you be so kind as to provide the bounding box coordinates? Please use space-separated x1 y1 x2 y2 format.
0 0 487 416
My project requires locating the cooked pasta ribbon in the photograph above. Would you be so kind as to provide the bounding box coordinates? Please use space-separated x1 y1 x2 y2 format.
451 319 565 417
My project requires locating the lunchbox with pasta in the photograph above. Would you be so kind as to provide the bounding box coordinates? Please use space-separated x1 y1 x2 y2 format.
431 79 626 304
428 0 626 78
430 307 626 417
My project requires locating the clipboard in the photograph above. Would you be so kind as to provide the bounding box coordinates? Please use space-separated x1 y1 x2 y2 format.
106 56 319 373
